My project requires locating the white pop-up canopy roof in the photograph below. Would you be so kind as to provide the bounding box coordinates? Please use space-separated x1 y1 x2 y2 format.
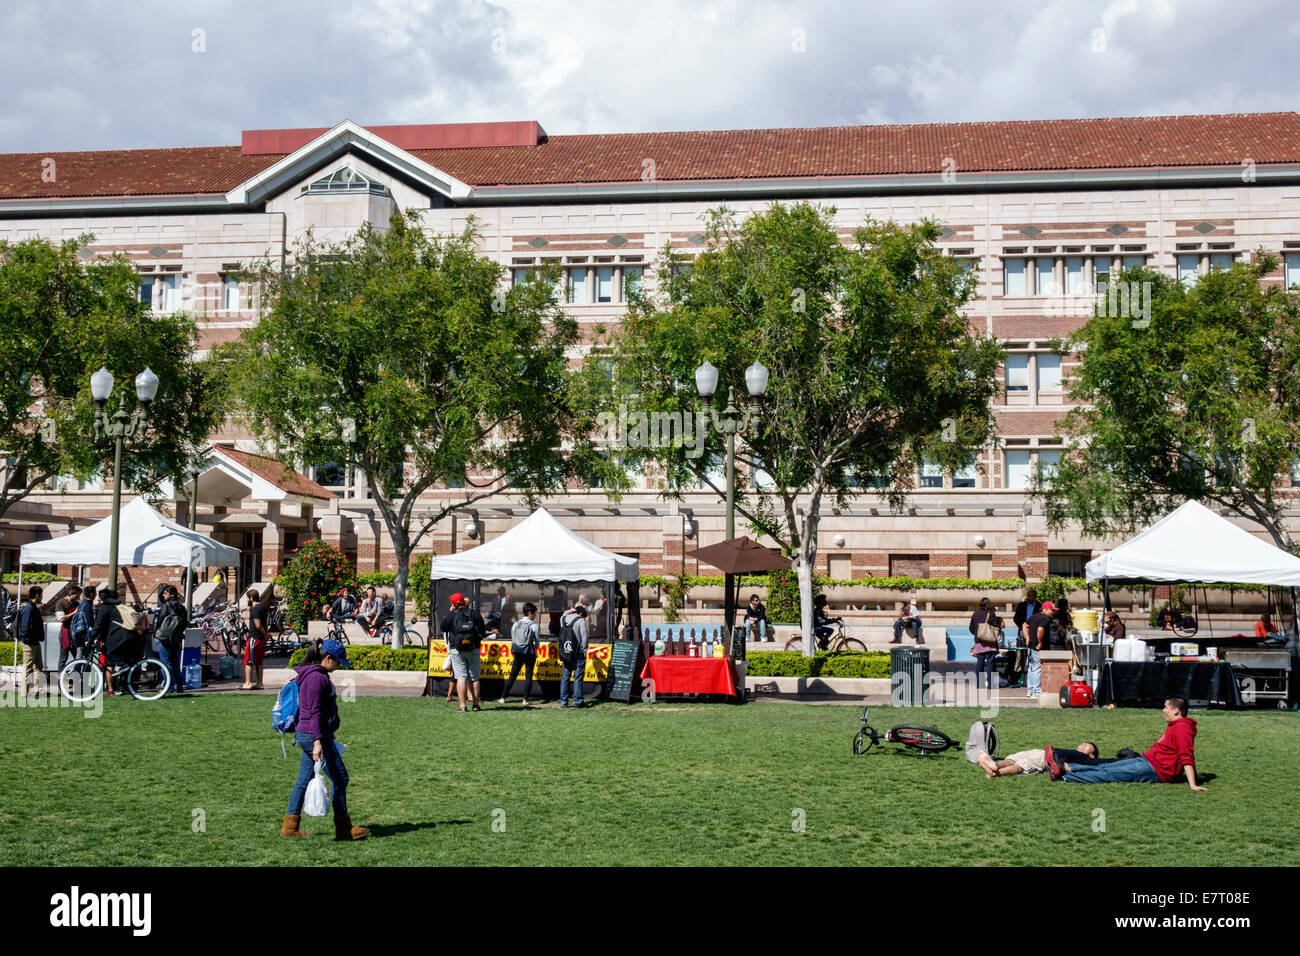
19 496 240 568
1085 500 1300 586
430 508 639 583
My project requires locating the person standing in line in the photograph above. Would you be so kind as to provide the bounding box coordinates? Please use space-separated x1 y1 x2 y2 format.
499 602 540 706
281 638 370 840
17 586 46 698
153 584 188 695
1023 600 1056 700
243 587 270 690
969 597 1002 692
557 603 589 709
1013 588 1039 635
440 592 485 712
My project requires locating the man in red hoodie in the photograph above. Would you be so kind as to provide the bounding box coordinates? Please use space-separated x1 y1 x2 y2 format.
1061 697 1207 790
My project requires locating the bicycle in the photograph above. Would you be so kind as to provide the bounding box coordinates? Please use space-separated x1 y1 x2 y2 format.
852 706 973 756
784 619 867 653
265 607 302 656
58 642 171 703
372 618 427 646
325 618 351 645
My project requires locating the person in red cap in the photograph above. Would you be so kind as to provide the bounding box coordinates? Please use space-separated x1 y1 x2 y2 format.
1023 600 1057 699
440 592 486 711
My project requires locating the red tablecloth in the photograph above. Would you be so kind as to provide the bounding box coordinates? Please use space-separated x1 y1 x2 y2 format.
639 656 737 696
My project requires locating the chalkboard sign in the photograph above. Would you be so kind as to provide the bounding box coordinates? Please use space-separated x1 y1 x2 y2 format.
607 638 640 703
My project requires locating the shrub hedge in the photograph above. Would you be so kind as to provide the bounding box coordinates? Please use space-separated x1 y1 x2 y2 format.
744 650 891 679
2 572 61 585
286 645 428 671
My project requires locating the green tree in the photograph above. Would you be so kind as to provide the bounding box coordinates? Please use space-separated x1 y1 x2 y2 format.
1037 256 1300 553
222 212 593 647
0 236 221 521
591 203 1003 653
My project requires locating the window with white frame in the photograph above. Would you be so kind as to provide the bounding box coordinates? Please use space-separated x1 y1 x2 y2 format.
1121 254 1146 270
138 275 155 306
1209 252 1234 271
222 274 241 311
920 460 943 489
623 266 644 297
138 268 182 312
1285 253 1300 291
1037 354 1062 392
1064 257 1085 295
1093 254 1112 288
1036 258 1056 296
1037 449 1062 479
1005 354 1030 392
1177 255 1199 288
595 266 615 303
1003 258 1026 296
1005 450 1032 488
567 266 588 304
952 461 977 488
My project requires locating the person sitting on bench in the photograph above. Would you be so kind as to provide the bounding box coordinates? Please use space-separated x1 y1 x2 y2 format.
1060 697 1207 790
891 600 922 644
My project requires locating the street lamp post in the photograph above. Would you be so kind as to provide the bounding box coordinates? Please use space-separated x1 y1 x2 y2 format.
695 360 769 631
91 367 159 591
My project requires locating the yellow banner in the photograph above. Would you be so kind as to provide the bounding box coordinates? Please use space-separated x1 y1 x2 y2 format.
427 639 611 682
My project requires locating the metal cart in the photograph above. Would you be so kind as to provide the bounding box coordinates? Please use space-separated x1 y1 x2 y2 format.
1225 649 1292 708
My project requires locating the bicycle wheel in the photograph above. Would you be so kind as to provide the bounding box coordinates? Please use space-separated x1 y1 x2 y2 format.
784 636 803 652
403 623 427 647
126 658 171 701
890 725 955 753
853 728 876 755
1173 619 1198 637
838 638 868 653
59 658 103 704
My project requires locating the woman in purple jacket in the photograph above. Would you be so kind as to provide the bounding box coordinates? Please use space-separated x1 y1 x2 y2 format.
281 638 369 841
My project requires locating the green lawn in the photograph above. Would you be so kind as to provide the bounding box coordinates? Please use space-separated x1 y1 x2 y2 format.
1 694 1296 866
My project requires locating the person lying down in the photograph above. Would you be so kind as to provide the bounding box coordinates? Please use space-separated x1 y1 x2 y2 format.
978 743 1102 779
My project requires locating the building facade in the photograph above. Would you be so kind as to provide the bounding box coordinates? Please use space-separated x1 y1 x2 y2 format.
4 113 1300 596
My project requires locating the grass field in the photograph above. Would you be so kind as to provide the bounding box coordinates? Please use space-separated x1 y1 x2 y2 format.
1 693 1296 866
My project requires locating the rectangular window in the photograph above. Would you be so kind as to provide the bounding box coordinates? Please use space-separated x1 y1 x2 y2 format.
1093 256 1111 288
511 268 531 287
596 267 614 303
1121 254 1146 270
953 462 977 488
222 275 240 311
1048 551 1088 578
1285 253 1300 291
1005 450 1032 488
623 266 643 298
1003 259 1026 296
1177 255 1199 288
1036 258 1056 296
1037 449 1062 478
1064 257 1084 295
1005 354 1030 392
1037 354 1062 391
139 275 156 307
1209 253 1234 271
920 461 943 489
160 274 181 311
567 267 588 304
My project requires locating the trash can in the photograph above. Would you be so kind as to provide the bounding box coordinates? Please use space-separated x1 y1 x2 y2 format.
890 646 930 706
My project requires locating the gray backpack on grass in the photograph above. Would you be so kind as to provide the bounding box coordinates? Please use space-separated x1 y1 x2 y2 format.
965 721 1000 763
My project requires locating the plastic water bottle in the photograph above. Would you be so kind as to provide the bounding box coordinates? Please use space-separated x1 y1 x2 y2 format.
654 635 664 657
184 663 202 689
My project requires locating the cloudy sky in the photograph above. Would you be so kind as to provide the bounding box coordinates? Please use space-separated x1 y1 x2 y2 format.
1 0 1296 152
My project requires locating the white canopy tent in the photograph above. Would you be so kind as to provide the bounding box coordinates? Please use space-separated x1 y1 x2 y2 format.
430 508 639 583
13 498 240 670
1085 500 1300 587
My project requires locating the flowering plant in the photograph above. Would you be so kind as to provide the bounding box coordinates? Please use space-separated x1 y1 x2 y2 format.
276 540 358 629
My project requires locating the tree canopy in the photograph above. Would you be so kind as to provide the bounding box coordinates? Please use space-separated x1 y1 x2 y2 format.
590 202 1004 651
221 211 595 644
0 235 220 521
1038 255 1300 552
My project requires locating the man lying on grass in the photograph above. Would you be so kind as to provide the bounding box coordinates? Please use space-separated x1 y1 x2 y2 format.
1051 697 1207 791
978 742 1104 779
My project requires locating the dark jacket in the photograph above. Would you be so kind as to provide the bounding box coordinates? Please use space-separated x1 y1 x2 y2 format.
154 597 189 645
1013 599 1038 630
17 601 45 646
295 663 340 741
969 607 1002 638
95 599 139 658
744 602 767 622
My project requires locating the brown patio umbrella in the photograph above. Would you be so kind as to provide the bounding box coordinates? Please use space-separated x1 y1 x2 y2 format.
686 535 791 634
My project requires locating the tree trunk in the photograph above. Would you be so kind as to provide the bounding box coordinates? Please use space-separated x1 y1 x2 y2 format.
391 551 409 650
797 508 820 658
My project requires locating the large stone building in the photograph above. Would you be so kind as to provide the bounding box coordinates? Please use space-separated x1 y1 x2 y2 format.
4 112 1300 600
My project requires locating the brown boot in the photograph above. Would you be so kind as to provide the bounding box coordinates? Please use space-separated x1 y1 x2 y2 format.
333 813 369 841
280 813 310 837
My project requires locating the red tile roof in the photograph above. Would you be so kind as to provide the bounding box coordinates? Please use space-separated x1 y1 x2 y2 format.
214 447 337 501
3 113 1299 201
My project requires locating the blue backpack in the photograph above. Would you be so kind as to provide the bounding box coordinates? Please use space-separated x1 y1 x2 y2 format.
272 680 300 757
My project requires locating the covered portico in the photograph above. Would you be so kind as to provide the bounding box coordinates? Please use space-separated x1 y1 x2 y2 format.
171 446 337 592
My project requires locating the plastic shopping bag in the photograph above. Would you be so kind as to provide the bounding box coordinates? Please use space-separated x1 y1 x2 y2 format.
303 759 331 817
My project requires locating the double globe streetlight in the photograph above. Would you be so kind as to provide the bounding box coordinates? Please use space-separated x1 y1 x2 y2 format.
693 360 770 541
91 366 159 591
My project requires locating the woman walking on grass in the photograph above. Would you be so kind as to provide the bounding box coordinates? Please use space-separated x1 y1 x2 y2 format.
281 638 369 841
